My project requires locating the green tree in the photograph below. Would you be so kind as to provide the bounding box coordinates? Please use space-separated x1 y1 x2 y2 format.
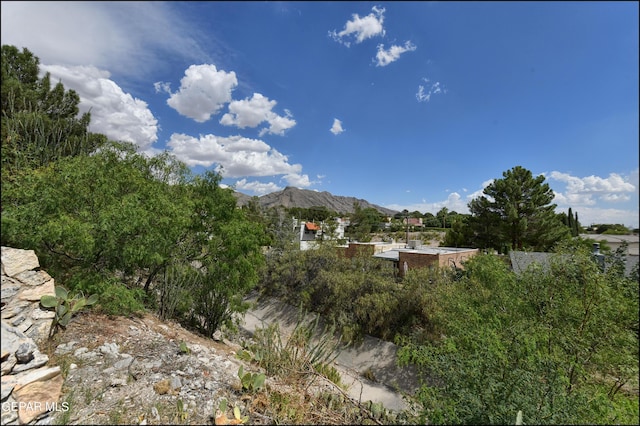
442 214 473 247
567 207 576 236
1 45 105 178
2 142 265 331
597 224 631 235
422 212 441 228
468 196 504 251
574 211 581 235
2 142 191 284
264 207 299 251
398 245 638 424
348 202 383 241
468 166 569 252
187 170 266 335
436 207 449 229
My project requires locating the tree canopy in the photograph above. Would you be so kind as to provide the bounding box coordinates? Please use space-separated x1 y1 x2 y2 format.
468 166 569 252
1 44 266 335
397 243 639 424
1 45 106 179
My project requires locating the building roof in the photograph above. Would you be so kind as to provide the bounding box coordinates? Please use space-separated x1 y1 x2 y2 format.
373 247 477 261
305 222 320 231
579 234 639 244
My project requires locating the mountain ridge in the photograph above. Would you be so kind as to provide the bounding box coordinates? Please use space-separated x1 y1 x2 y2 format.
234 186 399 216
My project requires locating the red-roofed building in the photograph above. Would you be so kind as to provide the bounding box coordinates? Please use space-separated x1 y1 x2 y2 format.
305 222 321 231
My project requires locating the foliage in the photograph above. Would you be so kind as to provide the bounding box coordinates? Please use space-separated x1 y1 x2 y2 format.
566 207 582 236
174 399 188 423
397 246 639 424
65 272 146 317
215 400 249 425
468 166 570 252
178 341 190 355
347 202 384 241
258 244 460 342
237 365 266 392
259 245 394 341
2 142 191 282
247 313 343 386
442 214 473 247
3 142 265 334
591 223 632 235
157 262 197 321
40 286 98 338
1 45 105 179
262 207 300 251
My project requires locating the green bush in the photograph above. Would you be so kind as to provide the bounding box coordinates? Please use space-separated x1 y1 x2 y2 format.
397 248 639 424
65 273 145 316
259 246 417 342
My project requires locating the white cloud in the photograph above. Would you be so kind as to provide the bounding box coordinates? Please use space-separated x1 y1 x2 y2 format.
283 173 313 188
549 171 636 205
165 64 238 123
153 81 172 95
374 41 417 67
549 170 639 227
330 118 345 135
166 133 302 178
416 78 447 102
40 64 159 153
219 93 296 136
329 5 385 47
233 179 282 196
1 2 208 79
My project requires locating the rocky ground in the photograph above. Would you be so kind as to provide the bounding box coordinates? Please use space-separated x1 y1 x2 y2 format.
42 310 377 425
44 311 248 425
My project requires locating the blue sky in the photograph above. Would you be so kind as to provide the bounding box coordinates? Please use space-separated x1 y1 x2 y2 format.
2 1 638 228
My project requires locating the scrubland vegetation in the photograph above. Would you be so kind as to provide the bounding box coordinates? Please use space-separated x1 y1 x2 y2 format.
2 45 638 424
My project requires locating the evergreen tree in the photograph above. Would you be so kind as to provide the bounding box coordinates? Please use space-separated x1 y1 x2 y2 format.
468 166 570 252
573 211 581 236
1 44 105 177
568 207 576 236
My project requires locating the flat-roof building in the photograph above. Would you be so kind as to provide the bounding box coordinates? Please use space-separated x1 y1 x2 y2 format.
342 241 478 278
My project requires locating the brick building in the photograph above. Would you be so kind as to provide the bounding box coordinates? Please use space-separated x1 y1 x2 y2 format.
341 241 478 278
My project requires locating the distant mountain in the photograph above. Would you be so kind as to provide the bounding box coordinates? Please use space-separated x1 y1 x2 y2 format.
233 186 399 217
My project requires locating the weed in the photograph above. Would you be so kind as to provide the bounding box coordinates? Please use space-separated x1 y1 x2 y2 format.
107 399 124 424
214 399 249 425
40 286 98 339
362 367 377 383
174 399 188 424
249 313 343 383
314 362 345 388
53 390 74 425
178 340 190 355
237 365 266 392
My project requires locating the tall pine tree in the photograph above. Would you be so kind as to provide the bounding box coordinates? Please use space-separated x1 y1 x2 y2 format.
468 166 570 251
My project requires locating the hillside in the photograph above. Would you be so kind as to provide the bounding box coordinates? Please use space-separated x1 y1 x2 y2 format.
1 246 409 425
234 186 399 216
